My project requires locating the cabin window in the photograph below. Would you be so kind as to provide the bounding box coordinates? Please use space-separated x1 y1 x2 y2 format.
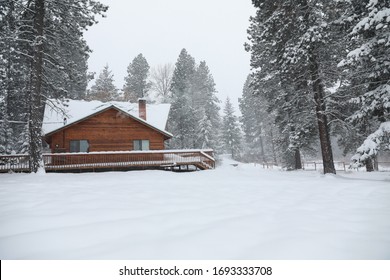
70 140 89 153
133 140 149 151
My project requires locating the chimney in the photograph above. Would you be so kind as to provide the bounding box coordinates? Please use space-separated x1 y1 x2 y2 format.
138 98 146 120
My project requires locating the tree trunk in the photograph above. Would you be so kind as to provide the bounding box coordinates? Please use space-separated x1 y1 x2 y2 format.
373 155 379 171
294 149 302 170
29 0 45 173
309 51 336 174
259 126 266 162
270 128 278 165
365 158 374 172
2 1 16 154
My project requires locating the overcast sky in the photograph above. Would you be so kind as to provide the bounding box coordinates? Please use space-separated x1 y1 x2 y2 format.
84 0 255 110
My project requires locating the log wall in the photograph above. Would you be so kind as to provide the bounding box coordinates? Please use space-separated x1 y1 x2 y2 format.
46 108 166 152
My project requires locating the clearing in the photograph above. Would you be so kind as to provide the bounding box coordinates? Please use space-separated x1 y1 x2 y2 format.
0 157 389 259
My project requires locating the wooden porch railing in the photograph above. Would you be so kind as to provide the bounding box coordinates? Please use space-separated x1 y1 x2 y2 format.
0 154 30 173
43 149 215 171
0 149 215 173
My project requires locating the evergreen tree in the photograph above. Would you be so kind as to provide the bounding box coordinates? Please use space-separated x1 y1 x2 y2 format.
351 122 390 169
89 64 119 102
43 0 96 100
170 49 196 95
193 61 221 150
247 0 338 173
0 117 13 154
197 114 214 149
0 3 12 154
27 0 46 172
0 0 30 155
168 94 196 148
0 0 107 171
167 49 197 148
123 53 151 102
239 75 278 164
222 97 242 159
245 11 319 170
167 49 222 150
337 0 390 169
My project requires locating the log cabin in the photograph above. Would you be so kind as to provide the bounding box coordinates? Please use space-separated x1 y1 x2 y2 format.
43 99 172 153
0 100 215 172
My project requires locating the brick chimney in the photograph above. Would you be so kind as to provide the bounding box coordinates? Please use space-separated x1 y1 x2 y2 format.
138 98 146 120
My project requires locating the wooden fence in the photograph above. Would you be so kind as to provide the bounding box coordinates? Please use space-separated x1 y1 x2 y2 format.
260 161 390 172
302 161 390 172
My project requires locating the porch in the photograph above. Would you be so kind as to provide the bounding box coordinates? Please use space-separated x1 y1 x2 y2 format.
0 149 215 173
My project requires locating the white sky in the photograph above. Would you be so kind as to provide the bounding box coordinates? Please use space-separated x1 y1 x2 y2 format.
84 0 255 110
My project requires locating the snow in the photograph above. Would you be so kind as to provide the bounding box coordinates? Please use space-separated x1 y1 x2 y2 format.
373 8 390 24
43 99 171 135
0 157 390 260
352 4 390 35
352 121 390 165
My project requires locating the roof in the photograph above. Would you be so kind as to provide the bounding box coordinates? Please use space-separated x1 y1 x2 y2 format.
43 99 172 138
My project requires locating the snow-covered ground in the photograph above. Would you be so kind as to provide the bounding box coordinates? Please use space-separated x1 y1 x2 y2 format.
1 157 389 260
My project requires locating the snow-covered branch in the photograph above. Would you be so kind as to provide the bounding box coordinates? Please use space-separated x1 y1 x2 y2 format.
351 121 390 167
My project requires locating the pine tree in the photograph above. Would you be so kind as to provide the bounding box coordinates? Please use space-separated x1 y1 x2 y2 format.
89 64 119 102
0 1 14 155
197 114 214 149
123 53 151 102
168 94 196 148
170 49 196 95
247 0 338 173
167 49 198 148
245 10 319 170
0 0 30 155
239 75 278 164
337 0 390 170
193 61 221 150
0 118 13 154
351 122 390 169
222 97 242 159
0 0 107 171
42 0 96 100
167 49 222 150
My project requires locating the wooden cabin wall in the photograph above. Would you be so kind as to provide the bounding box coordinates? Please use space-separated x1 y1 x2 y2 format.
48 108 166 152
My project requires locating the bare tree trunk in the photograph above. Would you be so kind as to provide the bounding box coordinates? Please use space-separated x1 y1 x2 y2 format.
29 0 45 173
309 51 336 174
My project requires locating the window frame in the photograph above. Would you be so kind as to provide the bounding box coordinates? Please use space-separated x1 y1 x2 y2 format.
69 140 89 153
133 139 150 151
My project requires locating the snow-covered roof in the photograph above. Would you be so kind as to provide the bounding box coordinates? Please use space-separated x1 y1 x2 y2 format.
43 99 172 137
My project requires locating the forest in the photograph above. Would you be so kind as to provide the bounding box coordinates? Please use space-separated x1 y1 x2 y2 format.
243 0 390 174
0 0 389 174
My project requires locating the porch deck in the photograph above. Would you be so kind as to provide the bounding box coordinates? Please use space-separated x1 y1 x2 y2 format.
0 149 215 173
